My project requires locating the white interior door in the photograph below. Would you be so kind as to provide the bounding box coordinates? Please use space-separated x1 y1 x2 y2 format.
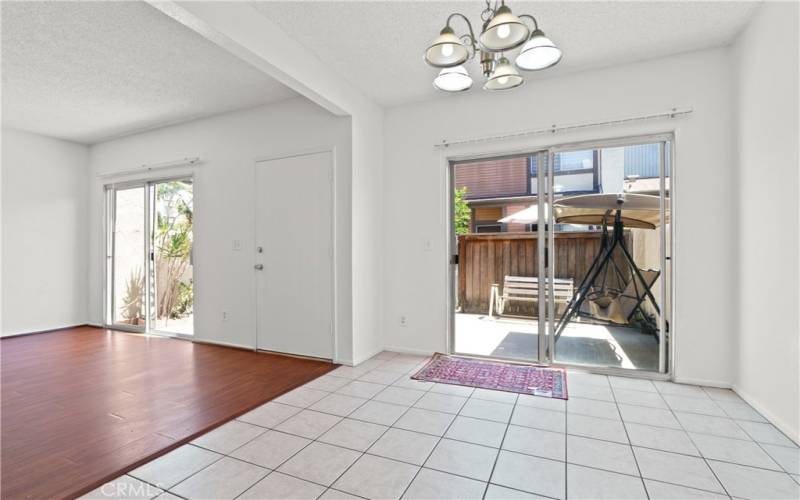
255 151 334 359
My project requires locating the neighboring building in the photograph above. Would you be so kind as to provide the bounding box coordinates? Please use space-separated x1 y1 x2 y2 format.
453 144 670 233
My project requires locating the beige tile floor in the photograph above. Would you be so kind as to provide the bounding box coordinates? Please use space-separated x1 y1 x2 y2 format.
82 352 800 500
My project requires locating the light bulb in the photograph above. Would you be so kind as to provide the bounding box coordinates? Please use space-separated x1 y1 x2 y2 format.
498 76 509 85
497 24 511 39
441 43 454 57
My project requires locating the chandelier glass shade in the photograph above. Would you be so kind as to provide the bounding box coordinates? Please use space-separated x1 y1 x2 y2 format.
424 27 470 67
483 57 523 91
479 5 529 51
433 65 473 92
516 29 563 70
423 1 562 92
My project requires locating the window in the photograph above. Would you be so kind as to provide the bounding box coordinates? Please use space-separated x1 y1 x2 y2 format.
623 143 671 178
475 223 503 233
530 151 598 195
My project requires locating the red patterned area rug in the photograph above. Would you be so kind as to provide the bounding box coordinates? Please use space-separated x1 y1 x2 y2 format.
412 353 568 399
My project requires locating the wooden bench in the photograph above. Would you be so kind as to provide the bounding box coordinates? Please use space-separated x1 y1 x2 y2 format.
490 276 575 317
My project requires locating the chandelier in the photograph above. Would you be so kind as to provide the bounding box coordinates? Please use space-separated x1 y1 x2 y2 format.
423 1 562 92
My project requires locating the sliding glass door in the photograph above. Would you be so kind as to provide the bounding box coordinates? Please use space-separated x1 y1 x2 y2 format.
110 185 147 330
449 151 550 364
544 138 671 373
449 135 673 375
105 178 194 336
150 180 194 335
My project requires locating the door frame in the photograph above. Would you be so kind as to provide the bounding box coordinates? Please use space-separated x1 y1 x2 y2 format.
103 181 147 333
446 133 675 379
102 174 195 338
252 148 337 361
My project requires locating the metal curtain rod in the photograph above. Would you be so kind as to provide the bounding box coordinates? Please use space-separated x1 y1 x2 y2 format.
434 107 693 149
97 157 201 178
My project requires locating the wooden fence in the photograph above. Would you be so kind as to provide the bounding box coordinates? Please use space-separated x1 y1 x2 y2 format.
457 232 632 315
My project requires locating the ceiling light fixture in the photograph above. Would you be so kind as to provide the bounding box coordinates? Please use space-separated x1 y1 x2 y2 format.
424 0 562 92
483 56 523 91
434 65 473 92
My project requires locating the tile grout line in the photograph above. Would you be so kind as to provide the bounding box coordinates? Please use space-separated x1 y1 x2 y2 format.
111 360 474 495
178 372 393 499
319 361 444 497
280 371 781 435
480 398 515 500
162 448 249 498
610 381 651 500
543 384 774 425
397 390 470 500
657 384 734 499
322 362 790 494
283 367 426 498
121 473 188 499
208 419 795 484
272 387 763 472
230 436 318 498
276 390 786 450
564 394 568 500
117 354 795 500
307 363 434 496
731 416 795 476
230 362 429 499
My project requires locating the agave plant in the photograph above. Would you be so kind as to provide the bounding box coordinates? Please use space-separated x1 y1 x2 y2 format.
121 267 144 324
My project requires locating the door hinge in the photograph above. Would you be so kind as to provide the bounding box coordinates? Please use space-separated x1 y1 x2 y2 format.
544 247 549 268
451 254 459 265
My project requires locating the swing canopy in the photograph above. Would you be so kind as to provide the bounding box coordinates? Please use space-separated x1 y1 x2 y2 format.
553 193 667 341
553 193 669 229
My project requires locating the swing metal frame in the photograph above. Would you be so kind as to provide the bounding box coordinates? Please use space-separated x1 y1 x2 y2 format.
554 209 661 342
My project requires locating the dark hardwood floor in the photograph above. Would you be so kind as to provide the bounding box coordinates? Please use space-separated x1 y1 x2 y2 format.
0 326 336 499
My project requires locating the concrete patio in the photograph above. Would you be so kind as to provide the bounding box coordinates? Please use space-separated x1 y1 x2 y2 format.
454 313 660 371
153 315 194 335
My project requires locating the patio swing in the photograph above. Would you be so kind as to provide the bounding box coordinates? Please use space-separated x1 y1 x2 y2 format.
552 193 667 342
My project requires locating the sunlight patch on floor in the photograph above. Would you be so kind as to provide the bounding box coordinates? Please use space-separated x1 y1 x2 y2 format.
454 313 656 370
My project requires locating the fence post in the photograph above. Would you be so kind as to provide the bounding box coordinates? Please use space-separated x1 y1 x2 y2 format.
489 284 498 318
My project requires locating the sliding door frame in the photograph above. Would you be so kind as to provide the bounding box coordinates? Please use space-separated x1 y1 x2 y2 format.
104 180 148 333
103 174 194 338
545 133 674 375
446 132 675 379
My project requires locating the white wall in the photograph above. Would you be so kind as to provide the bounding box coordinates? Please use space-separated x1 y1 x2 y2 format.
733 2 799 443
88 98 356 362
1 128 90 335
351 111 385 364
150 1 386 365
382 47 738 386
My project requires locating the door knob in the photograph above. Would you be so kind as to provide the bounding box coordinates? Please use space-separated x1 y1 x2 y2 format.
254 264 264 270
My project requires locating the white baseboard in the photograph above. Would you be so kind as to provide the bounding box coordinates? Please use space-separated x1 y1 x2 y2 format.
672 377 732 389
384 346 436 357
1 323 89 338
732 384 800 446
192 337 255 351
352 346 388 367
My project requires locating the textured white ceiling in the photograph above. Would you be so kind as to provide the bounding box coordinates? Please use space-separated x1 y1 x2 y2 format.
1 1 297 144
253 1 760 107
